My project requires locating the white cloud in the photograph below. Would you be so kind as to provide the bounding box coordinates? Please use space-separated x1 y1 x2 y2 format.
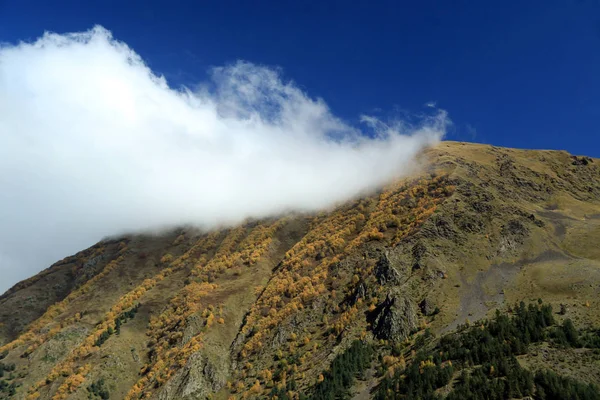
0 26 448 293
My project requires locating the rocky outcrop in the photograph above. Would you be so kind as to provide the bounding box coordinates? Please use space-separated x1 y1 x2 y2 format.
572 156 593 166
369 292 418 342
453 210 486 233
419 298 438 316
375 253 402 285
502 219 529 239
496 218 531 256
345 281 367 306
420 213 458 241
412 241 427 270
157 352 228 400
75 251 112 286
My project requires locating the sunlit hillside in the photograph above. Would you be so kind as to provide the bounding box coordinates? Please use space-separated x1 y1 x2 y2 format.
1 142 600 399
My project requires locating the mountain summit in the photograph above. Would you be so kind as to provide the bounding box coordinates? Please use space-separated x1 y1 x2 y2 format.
1 142 599 399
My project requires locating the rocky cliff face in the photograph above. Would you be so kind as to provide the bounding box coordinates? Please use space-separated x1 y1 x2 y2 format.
369 292 418 342
1 142 600 400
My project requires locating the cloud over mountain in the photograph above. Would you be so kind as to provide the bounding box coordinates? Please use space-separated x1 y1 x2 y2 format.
0 26 448 292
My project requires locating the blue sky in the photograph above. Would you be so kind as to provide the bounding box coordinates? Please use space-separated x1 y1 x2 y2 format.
1 0 599 156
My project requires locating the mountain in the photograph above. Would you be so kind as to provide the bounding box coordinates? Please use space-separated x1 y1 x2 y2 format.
1 141 599 400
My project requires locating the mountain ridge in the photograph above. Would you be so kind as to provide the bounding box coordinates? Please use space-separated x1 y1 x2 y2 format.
1 141 599 400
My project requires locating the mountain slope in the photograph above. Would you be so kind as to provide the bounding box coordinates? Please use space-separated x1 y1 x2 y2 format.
1 141 599 400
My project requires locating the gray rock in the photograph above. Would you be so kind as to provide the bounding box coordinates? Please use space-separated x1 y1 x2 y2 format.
560 303 568 315
454 211 485 233
346 281 367 306
370 293 418 342
375 253 401 285
419 298 437 316
74 252 110 286
572 156 592 166
412 241 428 270
420 214 458 240
502 219 529 238
156 352 227 400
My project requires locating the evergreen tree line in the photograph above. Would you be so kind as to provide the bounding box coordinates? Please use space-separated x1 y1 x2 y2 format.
268 340 374 400
376 301 600 399
375 350 453 400
535 370 600 400
551 318 600 349
310 340 374 400
445 358 534 400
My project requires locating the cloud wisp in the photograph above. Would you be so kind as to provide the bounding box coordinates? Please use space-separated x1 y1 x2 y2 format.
0 26 448 293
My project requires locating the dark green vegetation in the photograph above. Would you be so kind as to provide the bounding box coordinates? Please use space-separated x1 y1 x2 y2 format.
87 378 109 399
0 380 17 397
0 361 18 398
94 304 139 347
534 370 600 400
267 340 374 400
551 318 600 349
0 362 16 378
375 302 600 400
115 303 139 335
310 341 374 400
